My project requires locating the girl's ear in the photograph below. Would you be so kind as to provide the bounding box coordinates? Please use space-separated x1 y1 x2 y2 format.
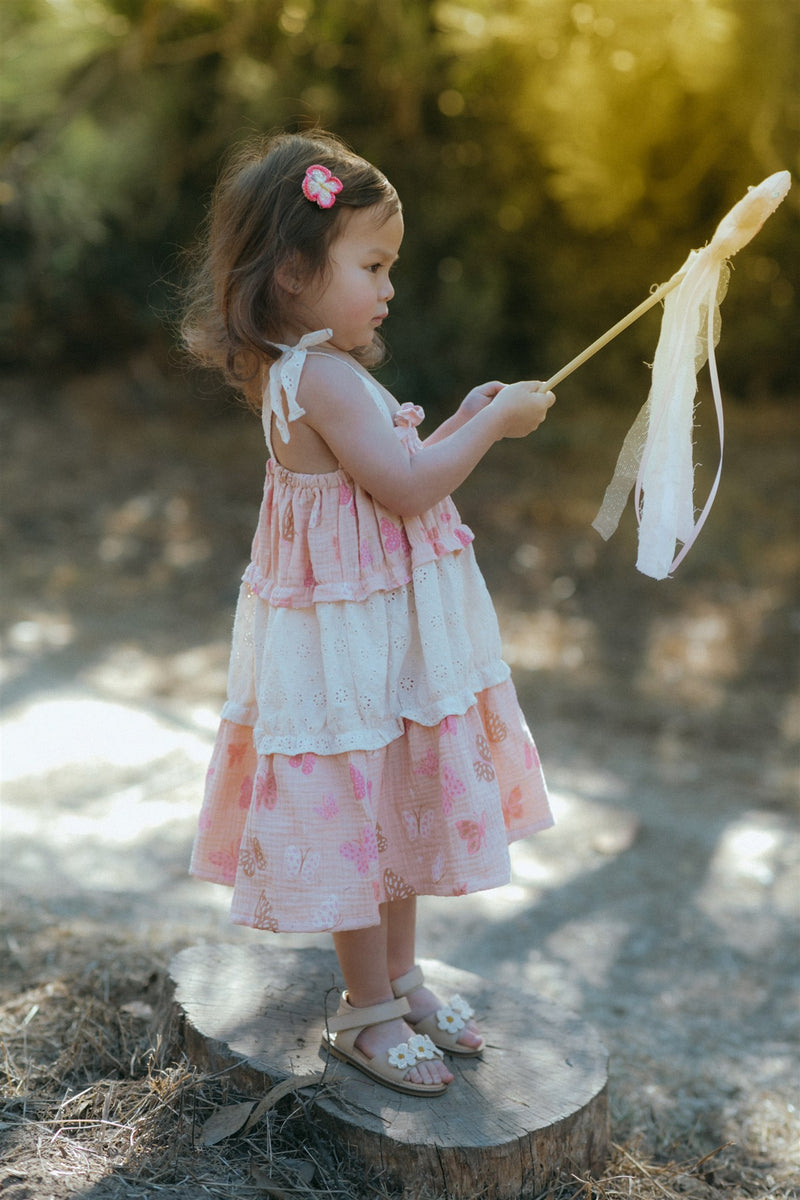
275 252 305 295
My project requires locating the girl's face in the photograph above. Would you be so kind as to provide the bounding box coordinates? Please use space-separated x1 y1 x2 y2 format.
299 206 404 351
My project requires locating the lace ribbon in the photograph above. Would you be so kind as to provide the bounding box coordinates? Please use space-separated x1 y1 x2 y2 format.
592 251 729 580
263 328 332 445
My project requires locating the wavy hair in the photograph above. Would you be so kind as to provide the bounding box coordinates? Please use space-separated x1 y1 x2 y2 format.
181 131 400 410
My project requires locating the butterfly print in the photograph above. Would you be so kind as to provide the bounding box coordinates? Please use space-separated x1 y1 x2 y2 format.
313 793 340 821
441 765 466 815
238 835 266 878
339 826 378 876
349 764 373 803
456 812 487 856
502 785 524 826
227 743 247 768
359 540 374 567
284 844 322 882
383 868 416 901
485 711 509 742
238 776 253 809
376 823 389 852
339 483 354 510
380 517 410 554
208 844 239 879
254 768 277 811
289 753 316 775
454 526 472 547
473 734 496 782
311 895 342 931
254 890 280 932
280 504 295 541
525 740 541 771
413 748 439 777
402 807 436 842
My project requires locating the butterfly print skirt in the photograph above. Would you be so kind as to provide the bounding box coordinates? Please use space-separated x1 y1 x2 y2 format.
191 677 552 933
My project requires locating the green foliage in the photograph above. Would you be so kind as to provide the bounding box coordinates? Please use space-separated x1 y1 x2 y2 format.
0 0 797 398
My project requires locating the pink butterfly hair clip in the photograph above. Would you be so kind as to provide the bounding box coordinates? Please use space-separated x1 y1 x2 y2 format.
302 164 343 209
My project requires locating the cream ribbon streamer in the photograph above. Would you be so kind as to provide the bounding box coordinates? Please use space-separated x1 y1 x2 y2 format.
263 328 332 445
589 170 791 579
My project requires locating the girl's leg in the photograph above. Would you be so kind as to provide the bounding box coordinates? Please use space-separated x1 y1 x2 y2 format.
332 903 453 1087
385 897 483 1051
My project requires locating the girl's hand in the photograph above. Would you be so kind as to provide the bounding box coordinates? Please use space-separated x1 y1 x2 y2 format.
459 381 506 421
490 380 556 438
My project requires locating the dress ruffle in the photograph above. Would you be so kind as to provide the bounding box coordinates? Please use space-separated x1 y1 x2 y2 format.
246 460 474 609
191 678 552 933
225 550 510 757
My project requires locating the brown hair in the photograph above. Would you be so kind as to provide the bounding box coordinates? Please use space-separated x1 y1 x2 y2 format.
181 130 400 409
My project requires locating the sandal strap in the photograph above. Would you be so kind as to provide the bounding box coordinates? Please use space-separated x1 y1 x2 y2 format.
390 964 425 997
327 994 410 1034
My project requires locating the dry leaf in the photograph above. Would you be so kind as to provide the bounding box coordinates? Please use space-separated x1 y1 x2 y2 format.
241 1071 324 1135
198 1099 256 1146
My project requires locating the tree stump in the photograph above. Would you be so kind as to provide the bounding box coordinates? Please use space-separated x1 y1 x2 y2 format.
164 943 608 1199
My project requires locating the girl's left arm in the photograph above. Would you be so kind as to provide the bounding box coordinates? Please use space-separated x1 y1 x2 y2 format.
422 381 506 446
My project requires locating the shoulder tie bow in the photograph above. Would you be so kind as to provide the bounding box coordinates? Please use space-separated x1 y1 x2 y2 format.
263 328 332 446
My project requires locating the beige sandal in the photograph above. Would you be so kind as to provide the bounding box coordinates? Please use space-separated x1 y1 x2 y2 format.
322 992 449 1097
391 965 485 1057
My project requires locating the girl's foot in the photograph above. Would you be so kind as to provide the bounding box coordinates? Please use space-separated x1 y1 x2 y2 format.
390 965 484 1055
354 1014 454 1087
403 984 483 1052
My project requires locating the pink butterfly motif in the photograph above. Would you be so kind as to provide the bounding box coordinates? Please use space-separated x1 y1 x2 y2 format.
524 741 541 771
290 753 316 775
380 517 410 554
349 764 373 802
454 526 472 547
413 748 439 777
441 765 466 815
227 743 246 768
314 793 340 821
502 785 524 826
456 812 487 856
359 540 374 567
254 768 277 811
402 807 436 842
208 844 239 878
339 826 378 875
339 483 355 510
237 776 253 809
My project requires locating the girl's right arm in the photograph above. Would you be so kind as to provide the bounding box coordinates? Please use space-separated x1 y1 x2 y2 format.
297 357 555 517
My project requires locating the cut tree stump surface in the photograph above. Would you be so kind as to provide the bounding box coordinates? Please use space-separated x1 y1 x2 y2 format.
166 943 609 1199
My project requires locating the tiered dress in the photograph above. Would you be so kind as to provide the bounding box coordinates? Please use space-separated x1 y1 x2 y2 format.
191 332 553 933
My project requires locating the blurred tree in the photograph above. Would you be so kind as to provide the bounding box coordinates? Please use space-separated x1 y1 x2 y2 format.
0 0 797 398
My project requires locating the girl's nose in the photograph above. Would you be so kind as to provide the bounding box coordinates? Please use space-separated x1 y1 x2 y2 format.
381 277 395 302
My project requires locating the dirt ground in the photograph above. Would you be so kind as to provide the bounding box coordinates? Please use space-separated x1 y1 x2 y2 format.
1 359 798 1198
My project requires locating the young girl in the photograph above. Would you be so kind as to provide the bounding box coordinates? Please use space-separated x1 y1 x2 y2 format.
185 131 556 1097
